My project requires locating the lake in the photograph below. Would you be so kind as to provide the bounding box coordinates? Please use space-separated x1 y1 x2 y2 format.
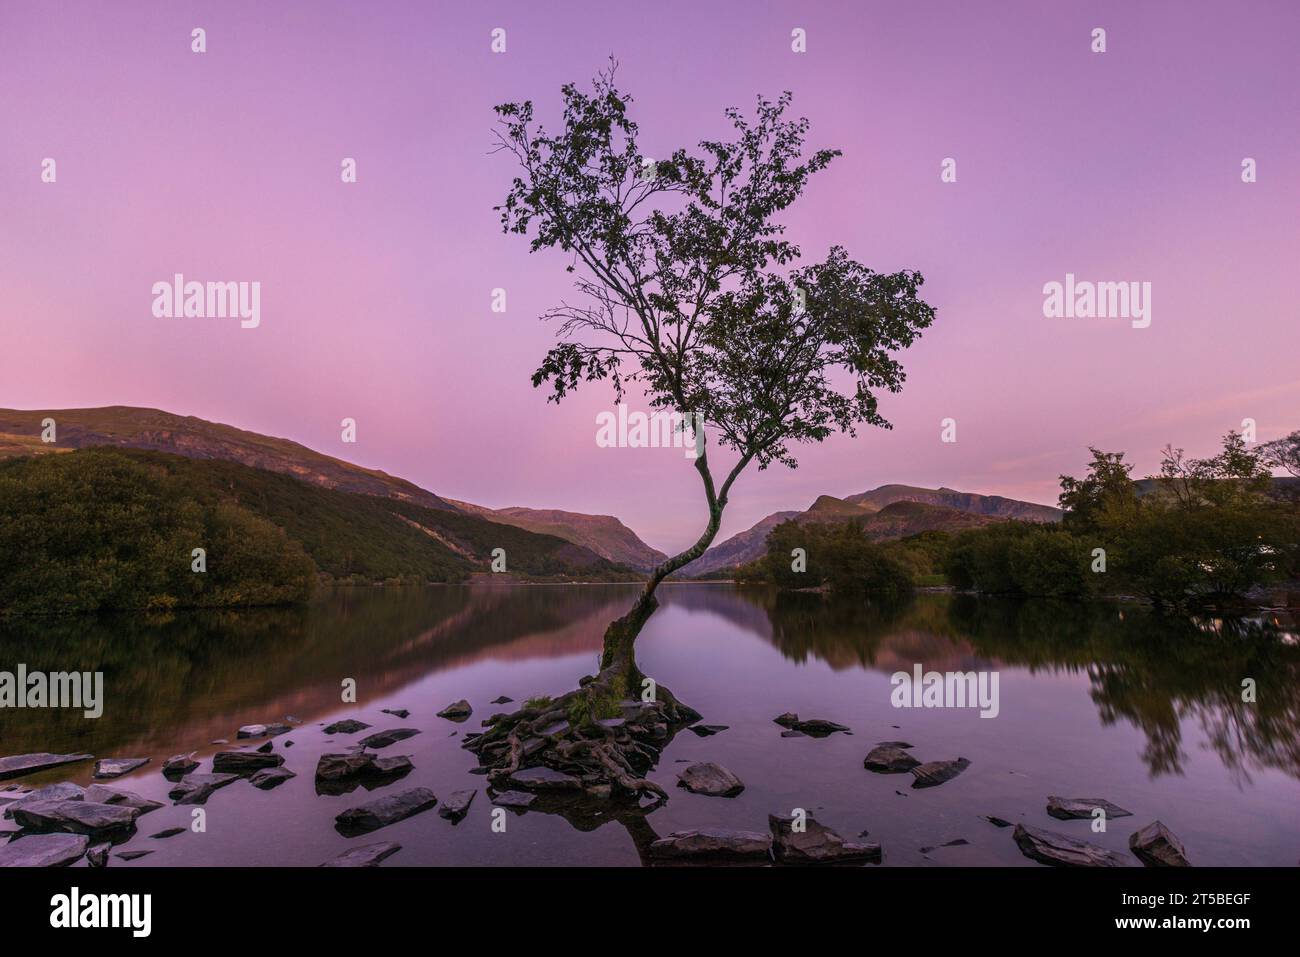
2 584 1297 866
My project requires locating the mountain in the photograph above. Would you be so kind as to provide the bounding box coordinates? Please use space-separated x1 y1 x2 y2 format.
0 406 457 511
683 485 1061 578
447 501 668 571
0 406 669 572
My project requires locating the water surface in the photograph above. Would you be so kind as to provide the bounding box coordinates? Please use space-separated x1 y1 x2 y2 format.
2 585 1297 866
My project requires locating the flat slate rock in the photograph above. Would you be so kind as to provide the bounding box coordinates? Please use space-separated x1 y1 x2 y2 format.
322 719 371 735
910 758 971 789
769 814 881 865
237 724 268 738
864 744 921 773
4 782 86 816
1013 823 1129 867
508 766 582 791
688 724 729 737
381 709 410 719
648 828 773 863
0 752 94 781
150 827 186 839
772 713 848 736
0 832 89 867
1046 796 1133 820
321 841 402 867
490 790 536 809
250 767 296 790
437 699 473 720
335 787 438 833
93 757 150 779
85 785 163 815
315 752 410 782
984 815 1014 828
357 728 421 749
676 761 745 797
116 850 153 861
438 789 476 821
211 751 285 773
12 799 140 837
490 696 514 705
1129 821 1192 867
169 773 239 805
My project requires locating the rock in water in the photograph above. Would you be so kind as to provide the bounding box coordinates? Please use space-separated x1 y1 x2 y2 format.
322 719 371 735
168 773 238 805
250 767 296 790
93 757 150 779
864 744 921 773
490 696 513 705
490 790 535 809
0 752 94 782
211 751 284 773
3 782 86 817
84 785 163 815
1012 824 1129 867
335 788 438 833
438 789 476 821
507 767 582 791
321 842 402 867
1129 821 1192 867
648 828 773 863
357 728 421 749
768 814 881 865
773 712 800 728
1046 796 1133 820
87 843 110 867
236 724 268 738
687 724 729 737
437 700 473 721
150 827 186 839
676 761 745 797
792 719 850 737
162 753 199 777
0 832 89 867
910 758 971 789
381 708 410 719
11 800 140 837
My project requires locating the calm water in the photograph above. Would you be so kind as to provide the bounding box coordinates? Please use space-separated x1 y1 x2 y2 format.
2 585 1297 866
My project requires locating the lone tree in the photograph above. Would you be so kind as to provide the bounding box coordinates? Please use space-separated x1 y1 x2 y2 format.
466 65 936 799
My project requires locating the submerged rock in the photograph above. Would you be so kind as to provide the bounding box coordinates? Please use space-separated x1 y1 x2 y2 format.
357 728 421 749
162 753 199 777
771 713 848 736
335 787 437 833
0 752 94 782
150 827 186 839
250 767 296 790
1012 823 1129 867
1129 821 1192 867
169 773 238 805
688 724 729 737
864 744 921 773
381 709 410 719
490 696 514 705
84 785 163 815
322 719 371 735
769 814 881 865
437 700 473 721
490 790 535 809
0 832 89 867
983 816 1014 828
116 850 153 861
1046 796 1134 820
648 828 773 863
321 841 402 867
676 762 745 797
910 758 971 789
211 751 284 773
12 800 140 837
508 767 582 791
773 712 800 728
438 789 476 821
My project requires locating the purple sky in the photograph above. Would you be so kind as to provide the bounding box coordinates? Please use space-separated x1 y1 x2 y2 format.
2 1 1297 553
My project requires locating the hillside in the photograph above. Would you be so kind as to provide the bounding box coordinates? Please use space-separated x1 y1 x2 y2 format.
683 485 1059 577
0 406 668 570
447 501 668 571
0 447 637 614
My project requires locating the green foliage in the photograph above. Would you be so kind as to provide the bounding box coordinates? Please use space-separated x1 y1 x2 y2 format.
761 520 916 595
0 449 315 615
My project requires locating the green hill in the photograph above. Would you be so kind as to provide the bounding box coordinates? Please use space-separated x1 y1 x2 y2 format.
0 447 637 616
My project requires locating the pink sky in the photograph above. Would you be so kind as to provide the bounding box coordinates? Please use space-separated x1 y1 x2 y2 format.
2 0 1297 553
